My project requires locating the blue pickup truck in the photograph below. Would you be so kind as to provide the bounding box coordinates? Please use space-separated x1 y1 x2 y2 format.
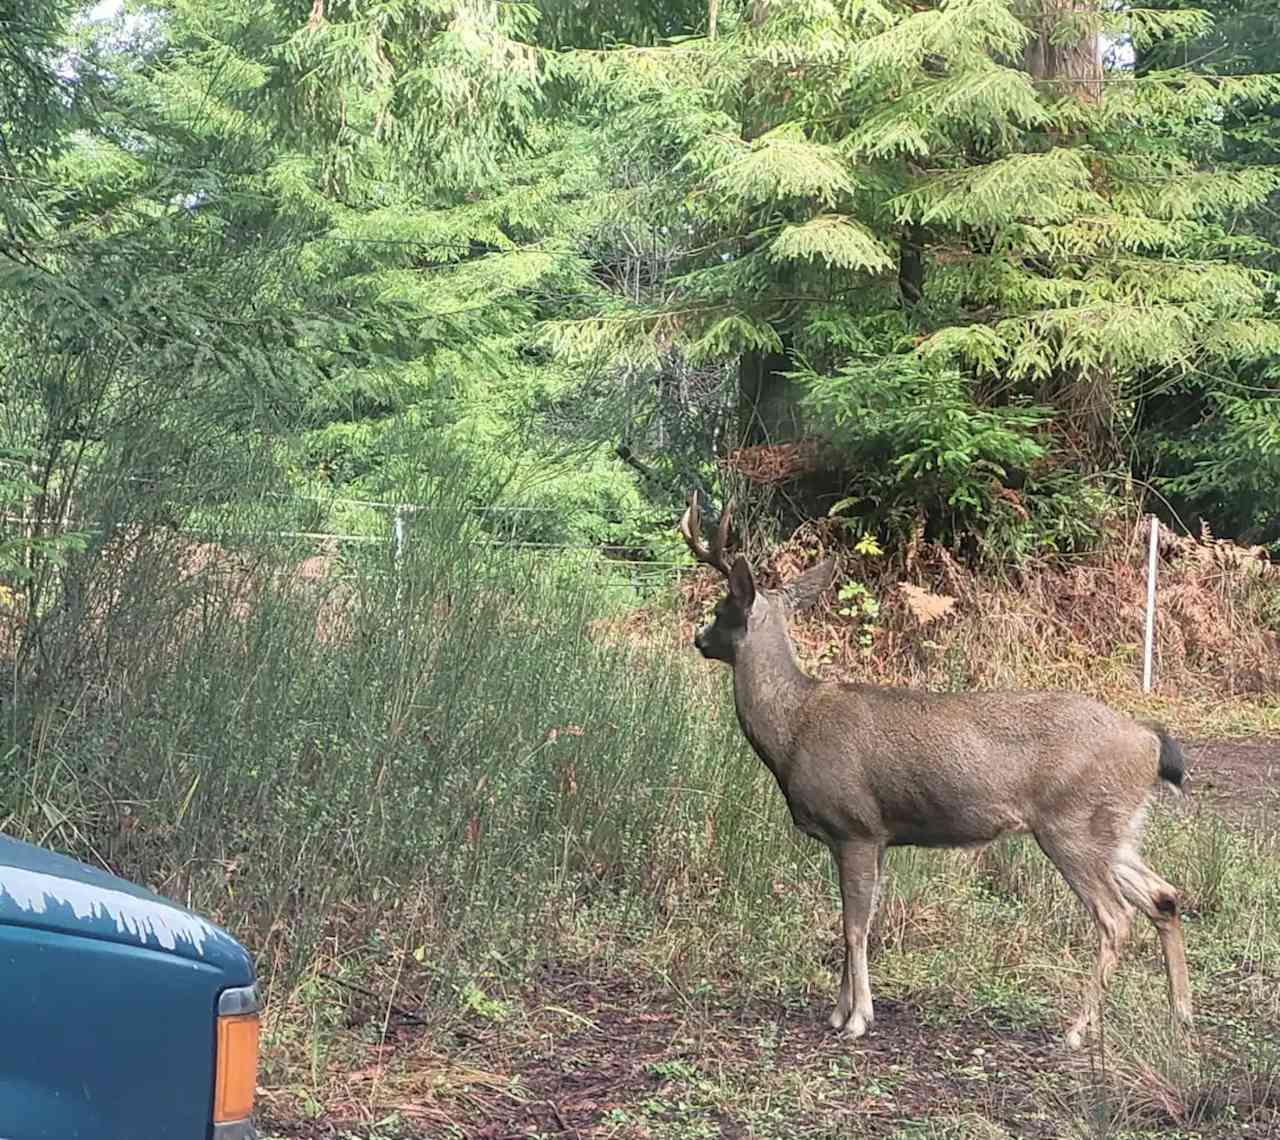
0 833 260 1139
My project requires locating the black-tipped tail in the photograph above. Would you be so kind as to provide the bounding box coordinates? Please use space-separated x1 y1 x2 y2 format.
1150 723 1186 789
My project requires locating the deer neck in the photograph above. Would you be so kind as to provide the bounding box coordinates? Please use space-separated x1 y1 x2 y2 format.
731 617 813 783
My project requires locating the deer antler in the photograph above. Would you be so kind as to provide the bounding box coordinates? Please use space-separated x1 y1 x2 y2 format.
678 490 734 577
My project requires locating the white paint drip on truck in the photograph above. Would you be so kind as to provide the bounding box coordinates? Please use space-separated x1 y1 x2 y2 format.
0 865 215 954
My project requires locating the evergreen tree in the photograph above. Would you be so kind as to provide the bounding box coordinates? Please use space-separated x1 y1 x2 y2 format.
551 0 1280 557
158 0 650 540
5 0 1279 574
1134 0 1280 544
1 0 654 573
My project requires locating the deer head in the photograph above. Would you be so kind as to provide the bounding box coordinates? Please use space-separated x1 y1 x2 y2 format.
678 491 835 665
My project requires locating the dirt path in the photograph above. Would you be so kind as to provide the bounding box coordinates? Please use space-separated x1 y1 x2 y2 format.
1186 738 1280 819
260 968 1276 1140
481 982 1063 1139
260 973 1068 1140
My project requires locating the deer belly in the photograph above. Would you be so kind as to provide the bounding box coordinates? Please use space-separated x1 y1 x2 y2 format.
886 809 1027 849
788 804 830 841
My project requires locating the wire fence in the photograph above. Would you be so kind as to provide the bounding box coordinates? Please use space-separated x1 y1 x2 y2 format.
2 494 698 596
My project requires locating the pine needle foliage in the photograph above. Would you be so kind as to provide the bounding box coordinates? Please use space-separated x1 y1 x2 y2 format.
547 0 1280 555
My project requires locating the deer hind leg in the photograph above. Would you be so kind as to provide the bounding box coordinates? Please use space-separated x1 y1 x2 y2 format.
828 840 883 1038
1035 828 1135 1050
1066 888 1133 1051
1111 843 1194 1032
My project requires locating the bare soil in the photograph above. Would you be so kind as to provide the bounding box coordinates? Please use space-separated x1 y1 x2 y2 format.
1185 738 1280 821
262 976 1067 1139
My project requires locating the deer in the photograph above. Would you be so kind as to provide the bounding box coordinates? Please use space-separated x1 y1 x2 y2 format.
678 492 1193 1049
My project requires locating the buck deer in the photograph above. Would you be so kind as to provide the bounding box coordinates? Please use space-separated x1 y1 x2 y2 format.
678 493 1192 1048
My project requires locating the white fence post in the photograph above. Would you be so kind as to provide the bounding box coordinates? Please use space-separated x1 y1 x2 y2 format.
1142 514 1159 693
393 507 406 640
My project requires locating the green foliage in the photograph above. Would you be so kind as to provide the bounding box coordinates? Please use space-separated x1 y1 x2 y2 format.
836 580 881 654
0 1 75 173
805 356 1054 550
0 449 88 583
0 0 665 592
1132 0 1280 542
1156 384 1280 545
541 0 1280 558
8 0 1280 581
768 215 895 274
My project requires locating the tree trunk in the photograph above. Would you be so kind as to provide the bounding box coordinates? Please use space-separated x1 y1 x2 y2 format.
1023 0 1101 102
1023 1 1114 461
898 225 925 309
734 0 804 451
737 340 803 447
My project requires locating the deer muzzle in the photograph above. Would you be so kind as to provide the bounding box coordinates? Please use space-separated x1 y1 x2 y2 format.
693 624 712 657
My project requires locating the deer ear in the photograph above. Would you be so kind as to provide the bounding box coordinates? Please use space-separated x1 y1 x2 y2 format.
784 558 835 613
728 555 756 608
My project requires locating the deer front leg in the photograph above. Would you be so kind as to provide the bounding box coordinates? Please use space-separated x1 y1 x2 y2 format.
828 840 883 1038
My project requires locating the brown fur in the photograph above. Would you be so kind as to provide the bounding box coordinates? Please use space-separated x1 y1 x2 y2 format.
680 496 1193 1047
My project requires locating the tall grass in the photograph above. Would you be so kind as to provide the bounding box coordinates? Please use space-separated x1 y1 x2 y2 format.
1 464 815 1018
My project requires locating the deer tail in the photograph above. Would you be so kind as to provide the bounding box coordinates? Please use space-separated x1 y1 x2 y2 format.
1141 720 1186 792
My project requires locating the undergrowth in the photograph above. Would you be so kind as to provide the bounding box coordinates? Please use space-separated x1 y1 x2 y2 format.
595 509 1280 711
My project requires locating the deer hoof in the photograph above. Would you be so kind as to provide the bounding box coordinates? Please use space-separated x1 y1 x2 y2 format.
841 1011 872 1039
